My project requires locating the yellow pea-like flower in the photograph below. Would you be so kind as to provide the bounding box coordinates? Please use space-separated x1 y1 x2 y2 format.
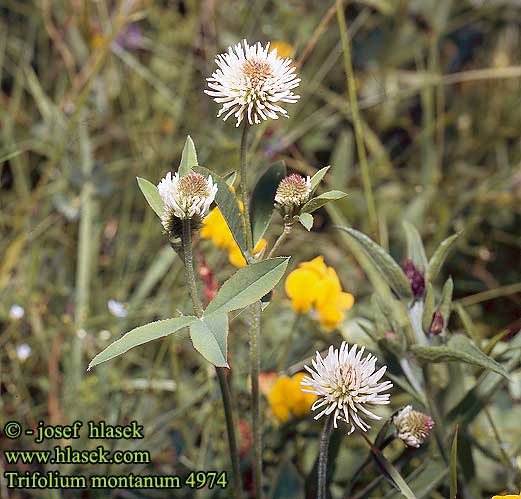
267 373 317 422
228 238 267 268
200 207 233 249
284 256 354 331
201 206 266 267
269 41 295 59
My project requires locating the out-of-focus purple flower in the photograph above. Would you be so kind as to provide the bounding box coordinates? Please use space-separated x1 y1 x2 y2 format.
115 24 142 51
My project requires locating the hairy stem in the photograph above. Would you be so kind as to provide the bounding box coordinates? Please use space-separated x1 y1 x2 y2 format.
318 414 335 499
239 122 253 254
180 219 243 498
239 121 263 497
267 223 293 259
250 300 263 498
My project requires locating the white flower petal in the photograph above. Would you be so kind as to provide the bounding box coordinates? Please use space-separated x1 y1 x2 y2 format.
206 39 300 126
300 341 392 433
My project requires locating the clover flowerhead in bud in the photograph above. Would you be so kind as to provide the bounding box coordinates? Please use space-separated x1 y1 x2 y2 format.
205 40 300 127
301 342 392 433
157 172 217 234
393 405 434 448
275 174 311 216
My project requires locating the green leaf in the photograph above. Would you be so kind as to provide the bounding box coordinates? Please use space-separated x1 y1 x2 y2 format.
298 213 314 231
450 426 458 499
482 328 510 356
223 171 236 186
194 166 247 255
250 161 286 245
410 334 510 378
403 221 428 272
384 459 447 499
190 314 228 367
309 165 330 193
454 303 478 341
88 316 197 369
204 257 290 316
302 190 347 214
426 232 461 283
422 283 435 334
178 135 198 175
269 459 304 499
137 177 164 220
337 227 413 300
439 277 454 327
364 435 417 499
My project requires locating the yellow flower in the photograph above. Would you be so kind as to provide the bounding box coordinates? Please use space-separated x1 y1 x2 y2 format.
91 33 107 50
228 238 267 267
491 494 521 499
285 256 354 331
201 207 267 267
200 207 232 249
270 41 295 59
291 373 317 418
267 373 317 423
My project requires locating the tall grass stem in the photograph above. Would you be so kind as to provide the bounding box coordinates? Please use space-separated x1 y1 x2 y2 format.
336 0 378 240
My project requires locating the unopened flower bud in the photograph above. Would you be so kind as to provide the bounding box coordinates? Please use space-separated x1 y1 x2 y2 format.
403 259 425 298
429 310 444 335
157 172 217 235
393 405 434 448
275 174 311 217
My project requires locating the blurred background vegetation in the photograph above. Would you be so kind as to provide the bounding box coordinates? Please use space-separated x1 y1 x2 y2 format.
1 0 520 497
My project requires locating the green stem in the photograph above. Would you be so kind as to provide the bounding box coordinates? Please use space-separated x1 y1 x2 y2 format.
68 116 94 417
239 121 263 497
181 220 203 317
267 223 293 259
278 313 300 372
484 406 512 470
422 365 448 464
318 414 334 499
250 300 263 499
336 0 378 240
239 122 253 253
180 219 243 498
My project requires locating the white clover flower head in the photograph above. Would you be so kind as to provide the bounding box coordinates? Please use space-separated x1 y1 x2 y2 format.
275 174 311 208
393 405 434 448
108 299 128 318
157 172 218 230
205 40 300 127
9 304 25 320
16 343 31 361
301 342 392 433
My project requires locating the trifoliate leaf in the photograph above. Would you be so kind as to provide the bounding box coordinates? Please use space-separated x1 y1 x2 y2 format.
88 316 197 369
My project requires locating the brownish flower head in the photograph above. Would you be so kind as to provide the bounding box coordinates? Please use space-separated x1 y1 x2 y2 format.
275 174 311 209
